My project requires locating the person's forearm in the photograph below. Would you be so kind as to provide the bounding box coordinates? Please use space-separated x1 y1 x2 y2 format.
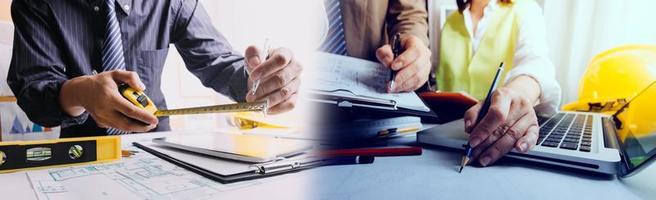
505 75 541 105
59 76 90 117
172 1 248 102
389 0 429 46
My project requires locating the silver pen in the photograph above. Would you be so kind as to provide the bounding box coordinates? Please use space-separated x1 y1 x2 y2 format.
250 38 271 96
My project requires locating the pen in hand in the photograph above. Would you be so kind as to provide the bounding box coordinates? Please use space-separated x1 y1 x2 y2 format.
389 33 401 92
250 38 271 96
459 62 505 173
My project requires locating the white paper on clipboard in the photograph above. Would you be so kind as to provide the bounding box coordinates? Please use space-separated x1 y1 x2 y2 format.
307 52 430 112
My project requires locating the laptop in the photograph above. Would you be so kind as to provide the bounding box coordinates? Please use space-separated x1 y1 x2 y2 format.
419 81 656 177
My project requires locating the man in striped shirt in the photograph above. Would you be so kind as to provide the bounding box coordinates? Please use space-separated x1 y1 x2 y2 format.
7 0 302 137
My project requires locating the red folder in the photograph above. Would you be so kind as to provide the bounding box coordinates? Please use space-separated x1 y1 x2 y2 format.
419 92 479 123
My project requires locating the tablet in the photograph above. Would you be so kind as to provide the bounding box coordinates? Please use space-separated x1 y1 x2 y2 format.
152 133 313 163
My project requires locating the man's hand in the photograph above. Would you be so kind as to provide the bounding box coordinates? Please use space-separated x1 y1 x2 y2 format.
463 87 540 167
375 34 431 93
244 46 302 114
59 71 159 132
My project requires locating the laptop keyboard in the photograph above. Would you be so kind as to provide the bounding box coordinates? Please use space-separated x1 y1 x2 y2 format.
537 113 593 152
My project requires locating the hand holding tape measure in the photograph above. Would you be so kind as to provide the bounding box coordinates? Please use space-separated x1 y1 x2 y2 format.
58 71 159 132
119 84 269 117
60 40 301 133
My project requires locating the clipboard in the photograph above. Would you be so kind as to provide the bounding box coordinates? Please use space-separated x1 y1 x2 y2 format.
310 90 438 123
132 142 373 184
151 133 312 163
309 90 398 110
307 52 438 122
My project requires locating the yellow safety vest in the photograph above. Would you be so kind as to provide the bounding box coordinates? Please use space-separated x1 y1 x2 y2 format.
437 0 531 100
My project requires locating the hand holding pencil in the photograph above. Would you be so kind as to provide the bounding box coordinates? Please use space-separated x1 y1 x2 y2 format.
460 63 541 171
244 39 303 114
374 34 432 93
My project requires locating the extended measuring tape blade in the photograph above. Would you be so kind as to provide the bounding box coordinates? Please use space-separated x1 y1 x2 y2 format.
0 136 121 173
120 84 269 117
154 101 269 117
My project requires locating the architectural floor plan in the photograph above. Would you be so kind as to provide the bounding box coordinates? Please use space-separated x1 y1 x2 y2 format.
26 148 260 200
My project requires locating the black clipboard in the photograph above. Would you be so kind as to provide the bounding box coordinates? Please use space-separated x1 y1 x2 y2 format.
133 142 372 184
309 52 439 123
309 90 439 123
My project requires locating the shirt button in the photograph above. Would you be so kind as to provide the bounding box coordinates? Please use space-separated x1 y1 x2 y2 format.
124 5 130 11
93 6 99 12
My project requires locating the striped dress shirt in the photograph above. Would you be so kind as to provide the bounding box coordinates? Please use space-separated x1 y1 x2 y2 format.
8 0 249 138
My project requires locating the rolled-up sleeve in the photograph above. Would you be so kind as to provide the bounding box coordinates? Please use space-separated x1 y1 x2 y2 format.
171 0 249 102
7 1 89 128
504 1 561 116
388 0 429 46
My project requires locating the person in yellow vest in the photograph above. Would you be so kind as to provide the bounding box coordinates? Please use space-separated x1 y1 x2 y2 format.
438 0 561 166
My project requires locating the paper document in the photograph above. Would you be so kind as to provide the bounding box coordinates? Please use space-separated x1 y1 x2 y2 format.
26 146 261 200
310 52 429 112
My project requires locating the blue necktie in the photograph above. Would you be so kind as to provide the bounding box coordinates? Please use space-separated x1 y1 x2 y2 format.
319 0 348 55
102 0 128 135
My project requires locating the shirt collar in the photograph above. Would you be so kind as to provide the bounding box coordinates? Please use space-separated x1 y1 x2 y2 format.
464 0 498 13
461 0 498 40
88 0 132 16
115 0 132 16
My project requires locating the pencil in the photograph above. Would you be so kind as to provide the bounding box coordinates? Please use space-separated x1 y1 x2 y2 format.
250 38 271 96
459 62 505 173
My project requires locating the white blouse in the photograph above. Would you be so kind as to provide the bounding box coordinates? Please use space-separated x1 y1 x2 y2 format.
461 0 561 115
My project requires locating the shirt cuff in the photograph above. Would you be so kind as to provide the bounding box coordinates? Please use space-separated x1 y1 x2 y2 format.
52 80 91 128
400 31 429 47
14 79 92 128
504 65 562 116
229 60 249 102
60 111 90 128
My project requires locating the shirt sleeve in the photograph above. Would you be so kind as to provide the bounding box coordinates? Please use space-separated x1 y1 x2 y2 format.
7 0 90 128
504 1 562 116
388 0 430 45
170 0 249 102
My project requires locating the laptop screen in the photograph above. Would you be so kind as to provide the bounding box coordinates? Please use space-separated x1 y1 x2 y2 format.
614 81 656 171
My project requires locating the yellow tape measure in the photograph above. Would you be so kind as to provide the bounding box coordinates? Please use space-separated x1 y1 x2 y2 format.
119 84 268 116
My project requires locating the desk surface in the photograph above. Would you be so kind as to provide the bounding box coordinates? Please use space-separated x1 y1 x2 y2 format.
310 144 653 200
1 129 654 200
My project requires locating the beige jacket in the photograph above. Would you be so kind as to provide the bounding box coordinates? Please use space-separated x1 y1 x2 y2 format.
339 0 429 61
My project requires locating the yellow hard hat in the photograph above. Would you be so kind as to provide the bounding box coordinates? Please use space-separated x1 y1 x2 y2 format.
614 81 656 142
562 45 656 113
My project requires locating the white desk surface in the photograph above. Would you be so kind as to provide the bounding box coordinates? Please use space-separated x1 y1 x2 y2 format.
1 128 654 200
